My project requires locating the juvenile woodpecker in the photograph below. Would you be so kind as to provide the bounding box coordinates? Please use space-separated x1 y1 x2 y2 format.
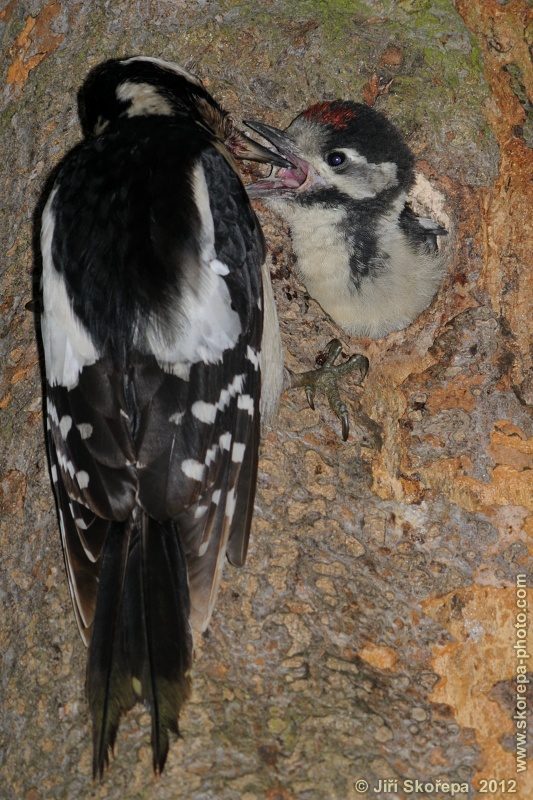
247 101 447 338
39 56 288 776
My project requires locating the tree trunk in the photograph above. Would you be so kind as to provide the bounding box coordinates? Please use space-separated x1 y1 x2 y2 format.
1 1 531 798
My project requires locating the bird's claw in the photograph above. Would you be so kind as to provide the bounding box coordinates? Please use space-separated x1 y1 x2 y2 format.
288 339 369 441
305 386 315 411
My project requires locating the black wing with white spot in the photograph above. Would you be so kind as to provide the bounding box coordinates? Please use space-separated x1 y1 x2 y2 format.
399 205 447 254
45 358 136 640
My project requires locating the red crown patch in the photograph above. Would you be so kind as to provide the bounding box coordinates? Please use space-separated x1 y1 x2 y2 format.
302 102 356 129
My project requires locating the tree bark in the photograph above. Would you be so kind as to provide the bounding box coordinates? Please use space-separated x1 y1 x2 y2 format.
1 1 531 798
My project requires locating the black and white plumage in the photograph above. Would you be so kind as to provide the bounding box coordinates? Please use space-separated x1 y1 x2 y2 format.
247 101 447 338
40 56 285 775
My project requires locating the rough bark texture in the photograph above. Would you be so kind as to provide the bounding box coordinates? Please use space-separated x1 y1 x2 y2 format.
1 1 532 798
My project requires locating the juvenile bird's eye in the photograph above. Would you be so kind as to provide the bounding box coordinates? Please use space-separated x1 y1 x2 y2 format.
326 151 347 168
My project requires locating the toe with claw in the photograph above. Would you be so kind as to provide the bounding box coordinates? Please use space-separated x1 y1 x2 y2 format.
287 339 369 441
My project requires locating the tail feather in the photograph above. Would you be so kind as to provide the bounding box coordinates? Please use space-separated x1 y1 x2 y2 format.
86 521 136 776
138 515 192 772
87 511 193 777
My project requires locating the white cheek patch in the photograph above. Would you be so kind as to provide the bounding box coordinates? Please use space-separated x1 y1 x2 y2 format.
320 150 399 200
41 190 99 390
117 81 174 117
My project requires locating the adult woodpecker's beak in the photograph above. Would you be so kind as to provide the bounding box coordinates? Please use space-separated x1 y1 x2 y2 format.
227 130 295 169
244 122 300 160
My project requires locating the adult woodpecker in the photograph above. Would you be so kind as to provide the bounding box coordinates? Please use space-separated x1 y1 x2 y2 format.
246 100 447 339
39 56 290 776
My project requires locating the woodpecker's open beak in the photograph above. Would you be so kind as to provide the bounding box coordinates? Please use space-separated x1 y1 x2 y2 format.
226 130 295 169
244 121 324 198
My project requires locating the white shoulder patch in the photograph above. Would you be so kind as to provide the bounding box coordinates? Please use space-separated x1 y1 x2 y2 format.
148 161 242 373
41 189 99 389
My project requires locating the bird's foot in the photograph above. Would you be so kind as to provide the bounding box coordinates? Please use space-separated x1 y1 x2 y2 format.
287 339 369 441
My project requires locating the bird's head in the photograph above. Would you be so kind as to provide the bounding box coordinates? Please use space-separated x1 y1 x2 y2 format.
246 100 415 206
77 56 291 168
